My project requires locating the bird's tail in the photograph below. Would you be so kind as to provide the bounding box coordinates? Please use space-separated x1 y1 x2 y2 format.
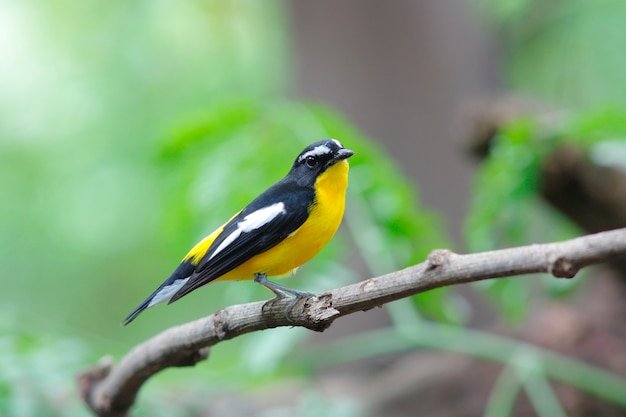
122 276 190 325
121 297 153 326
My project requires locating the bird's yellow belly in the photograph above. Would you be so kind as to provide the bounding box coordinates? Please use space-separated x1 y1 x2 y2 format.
216 160 349 281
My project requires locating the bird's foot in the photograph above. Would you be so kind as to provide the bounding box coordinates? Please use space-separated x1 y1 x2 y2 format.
255 273 313 321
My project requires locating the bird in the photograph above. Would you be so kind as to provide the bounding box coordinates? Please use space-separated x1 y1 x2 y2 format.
122 139 354 325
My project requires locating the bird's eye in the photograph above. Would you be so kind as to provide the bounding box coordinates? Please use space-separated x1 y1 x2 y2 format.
305 156 317 167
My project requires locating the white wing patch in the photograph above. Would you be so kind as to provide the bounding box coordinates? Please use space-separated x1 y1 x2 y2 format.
148 277 190 307
209 202 286 260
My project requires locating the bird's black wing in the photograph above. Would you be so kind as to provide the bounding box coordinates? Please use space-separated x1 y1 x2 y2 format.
168 181 314 303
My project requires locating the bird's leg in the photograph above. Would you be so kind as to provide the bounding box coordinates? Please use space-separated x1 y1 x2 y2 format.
254 272 313 298
254 273 314 321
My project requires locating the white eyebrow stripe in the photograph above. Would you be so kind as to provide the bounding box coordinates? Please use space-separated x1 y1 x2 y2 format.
298 145 331 162
331 139 342 148
209 202 286 260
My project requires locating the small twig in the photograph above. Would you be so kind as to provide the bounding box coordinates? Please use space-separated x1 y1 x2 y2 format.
78 228 626 417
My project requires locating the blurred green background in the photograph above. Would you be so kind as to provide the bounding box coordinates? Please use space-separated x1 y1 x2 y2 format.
1 1 626 416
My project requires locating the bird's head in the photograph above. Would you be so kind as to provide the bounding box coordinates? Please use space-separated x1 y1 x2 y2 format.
289 139 354 186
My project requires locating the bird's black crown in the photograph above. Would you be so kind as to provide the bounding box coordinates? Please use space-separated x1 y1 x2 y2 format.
293 139 353 170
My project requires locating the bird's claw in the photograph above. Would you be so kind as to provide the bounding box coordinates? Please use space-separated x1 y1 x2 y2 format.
261 292 314 322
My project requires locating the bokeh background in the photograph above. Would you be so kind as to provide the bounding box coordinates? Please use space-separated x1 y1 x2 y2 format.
2 1 626 416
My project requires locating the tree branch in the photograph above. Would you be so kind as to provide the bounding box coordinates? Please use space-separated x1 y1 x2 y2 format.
78 228 626 417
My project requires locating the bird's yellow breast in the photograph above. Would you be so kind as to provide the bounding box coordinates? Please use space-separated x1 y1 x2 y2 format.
217 159 350 281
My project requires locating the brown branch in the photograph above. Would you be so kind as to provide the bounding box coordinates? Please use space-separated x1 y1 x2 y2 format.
78 228 626 417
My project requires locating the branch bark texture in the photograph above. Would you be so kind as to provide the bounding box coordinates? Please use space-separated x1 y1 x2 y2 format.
78 228 626 417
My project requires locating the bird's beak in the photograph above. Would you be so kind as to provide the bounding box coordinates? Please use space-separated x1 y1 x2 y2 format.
336 148 355 161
